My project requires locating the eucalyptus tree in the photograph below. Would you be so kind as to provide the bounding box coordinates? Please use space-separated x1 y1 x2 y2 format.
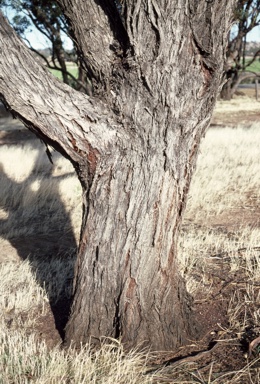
0 0 236 350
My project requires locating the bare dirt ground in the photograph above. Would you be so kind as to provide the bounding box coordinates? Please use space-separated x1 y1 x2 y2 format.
0 92 260 382
212 89 260 128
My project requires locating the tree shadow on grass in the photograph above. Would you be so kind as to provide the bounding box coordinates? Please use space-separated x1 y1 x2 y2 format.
0 141 80 339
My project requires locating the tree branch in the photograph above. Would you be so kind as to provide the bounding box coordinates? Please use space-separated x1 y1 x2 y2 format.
245 49 260 68
230 71 260 98
0 13 122 165
57 0 123 94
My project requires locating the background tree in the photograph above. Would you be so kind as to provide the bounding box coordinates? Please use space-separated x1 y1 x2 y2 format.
0 1 236 351
0 0 90 92
221 0 260 100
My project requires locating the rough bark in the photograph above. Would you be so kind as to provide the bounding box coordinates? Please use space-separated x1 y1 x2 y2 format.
0 1 236 351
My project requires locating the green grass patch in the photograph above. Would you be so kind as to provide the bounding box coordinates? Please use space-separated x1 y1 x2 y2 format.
48 66 78 80
245 59 260 73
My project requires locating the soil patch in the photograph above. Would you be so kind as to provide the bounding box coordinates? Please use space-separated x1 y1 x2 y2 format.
184 205 260 232
211 92 260 127
211 109 260 127
151 257 260 381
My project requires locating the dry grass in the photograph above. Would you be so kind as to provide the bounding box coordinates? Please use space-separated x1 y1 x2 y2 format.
178 124 260 295
184 124 260 220
1 327 155 383
0 109 260 381
215 95 260 113
0 142 82 240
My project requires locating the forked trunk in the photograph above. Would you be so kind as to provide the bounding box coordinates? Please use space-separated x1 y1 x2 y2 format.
0 1 237 351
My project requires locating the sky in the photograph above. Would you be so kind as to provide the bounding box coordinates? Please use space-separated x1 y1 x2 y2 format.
247 26 260 42
25 27 73 50
1 7 73 50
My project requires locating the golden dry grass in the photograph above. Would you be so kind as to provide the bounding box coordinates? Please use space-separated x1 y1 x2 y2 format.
1 324 155 383
0 142 82 241
178 124 260 296
186 124 260 219
215 94 260 113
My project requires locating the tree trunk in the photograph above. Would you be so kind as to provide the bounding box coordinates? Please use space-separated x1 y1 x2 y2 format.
0 1 236 351
66 142 197 349
220 75 233 100
221 71 260 100
54 38 69 85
